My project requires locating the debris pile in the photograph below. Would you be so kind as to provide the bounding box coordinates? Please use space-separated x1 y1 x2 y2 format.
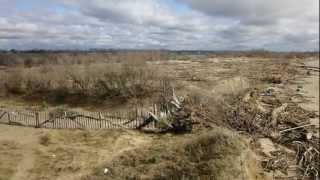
49 108 79 120
293 140 320 178
140 88 193 133
226 87 319 179
262 150 289 174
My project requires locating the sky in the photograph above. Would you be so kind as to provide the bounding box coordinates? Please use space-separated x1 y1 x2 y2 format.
0 0 319 51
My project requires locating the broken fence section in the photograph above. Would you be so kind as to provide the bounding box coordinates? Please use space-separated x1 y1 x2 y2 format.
0 107 159 130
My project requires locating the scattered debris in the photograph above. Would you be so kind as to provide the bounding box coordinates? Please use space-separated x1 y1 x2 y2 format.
103 168 109 175
262 150 289 174
271 103 288 128
226 87 319 179
293 141 320 179
139 87 193 133
49 108 79 120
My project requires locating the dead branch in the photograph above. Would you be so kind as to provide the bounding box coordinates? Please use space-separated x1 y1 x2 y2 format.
279 124 313 134
271 103 288 128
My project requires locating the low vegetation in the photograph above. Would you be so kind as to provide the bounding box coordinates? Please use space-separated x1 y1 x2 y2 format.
83 129 249 180
0 51 318 179
1 60 168 105
0 141 22 180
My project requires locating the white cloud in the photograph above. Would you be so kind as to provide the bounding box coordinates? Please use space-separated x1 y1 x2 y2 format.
0 0 318 51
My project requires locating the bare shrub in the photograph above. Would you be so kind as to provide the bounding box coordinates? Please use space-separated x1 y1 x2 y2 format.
3 69 27 95
1 60 168 104
261 75 282 84
94 64 159 100
39 134 51 146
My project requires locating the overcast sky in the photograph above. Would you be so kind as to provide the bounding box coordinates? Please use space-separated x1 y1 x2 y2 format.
0 0 318 51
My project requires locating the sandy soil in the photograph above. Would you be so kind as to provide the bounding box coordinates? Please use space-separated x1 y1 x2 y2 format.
300 60 319 129
0 125 152 180
299 60 319 110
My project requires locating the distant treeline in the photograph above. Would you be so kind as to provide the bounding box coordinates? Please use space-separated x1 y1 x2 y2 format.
0 49 318 54
0 49 318 67
0 51 169 67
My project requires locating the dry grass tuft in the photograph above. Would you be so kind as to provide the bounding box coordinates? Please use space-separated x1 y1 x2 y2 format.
1 61 169 105
39 134 52 146
83 128 248 180
0 140 22 180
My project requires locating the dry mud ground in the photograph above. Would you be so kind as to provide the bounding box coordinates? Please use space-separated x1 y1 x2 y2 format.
0 57 318 179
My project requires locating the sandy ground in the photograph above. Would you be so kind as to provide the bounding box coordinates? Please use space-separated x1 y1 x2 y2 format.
300 60 319 129
0 125 152 180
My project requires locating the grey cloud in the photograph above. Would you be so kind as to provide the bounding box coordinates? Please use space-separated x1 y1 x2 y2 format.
0 0 318 51
179 0 318 26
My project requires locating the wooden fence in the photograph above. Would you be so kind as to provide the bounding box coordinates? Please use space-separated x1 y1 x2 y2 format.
0 107 159 130
0 80 176 130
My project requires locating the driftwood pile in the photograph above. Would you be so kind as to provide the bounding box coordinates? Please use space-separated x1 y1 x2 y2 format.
261 151 289 175
139 88 193 133
226 87 319 179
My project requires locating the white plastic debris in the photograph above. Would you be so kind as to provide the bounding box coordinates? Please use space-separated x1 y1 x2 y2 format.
103 168 109 175
307 133 313 140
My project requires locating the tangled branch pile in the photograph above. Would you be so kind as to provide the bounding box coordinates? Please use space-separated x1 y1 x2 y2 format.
225 87 319 179
139 87 193 133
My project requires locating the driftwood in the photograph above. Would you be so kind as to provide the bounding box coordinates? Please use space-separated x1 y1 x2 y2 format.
279 124 313 134
271 103 288 128
136 112 157 129
298 65 320 69
227 86 319 179
137 87 192 132
298 65 320 72
293 141 320 179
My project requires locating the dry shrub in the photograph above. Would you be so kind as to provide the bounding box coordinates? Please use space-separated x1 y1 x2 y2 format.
83 128 248 180
260 75 282 84
0 51 169 67
3 69 27 95
39 134 52 146
1 60 168 104
182 77 251 129
93 63 159 100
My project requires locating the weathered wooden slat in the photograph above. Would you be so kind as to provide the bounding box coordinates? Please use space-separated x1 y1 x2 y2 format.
106 112 110 128
8 112 11 125
0 112 7 120
34 112 39 128
98 112 102 129
0 105 160 130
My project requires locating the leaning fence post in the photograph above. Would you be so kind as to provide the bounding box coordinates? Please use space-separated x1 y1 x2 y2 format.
7 112 11 125
136 107 139 129
98 112 102 128
35 112 40 128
